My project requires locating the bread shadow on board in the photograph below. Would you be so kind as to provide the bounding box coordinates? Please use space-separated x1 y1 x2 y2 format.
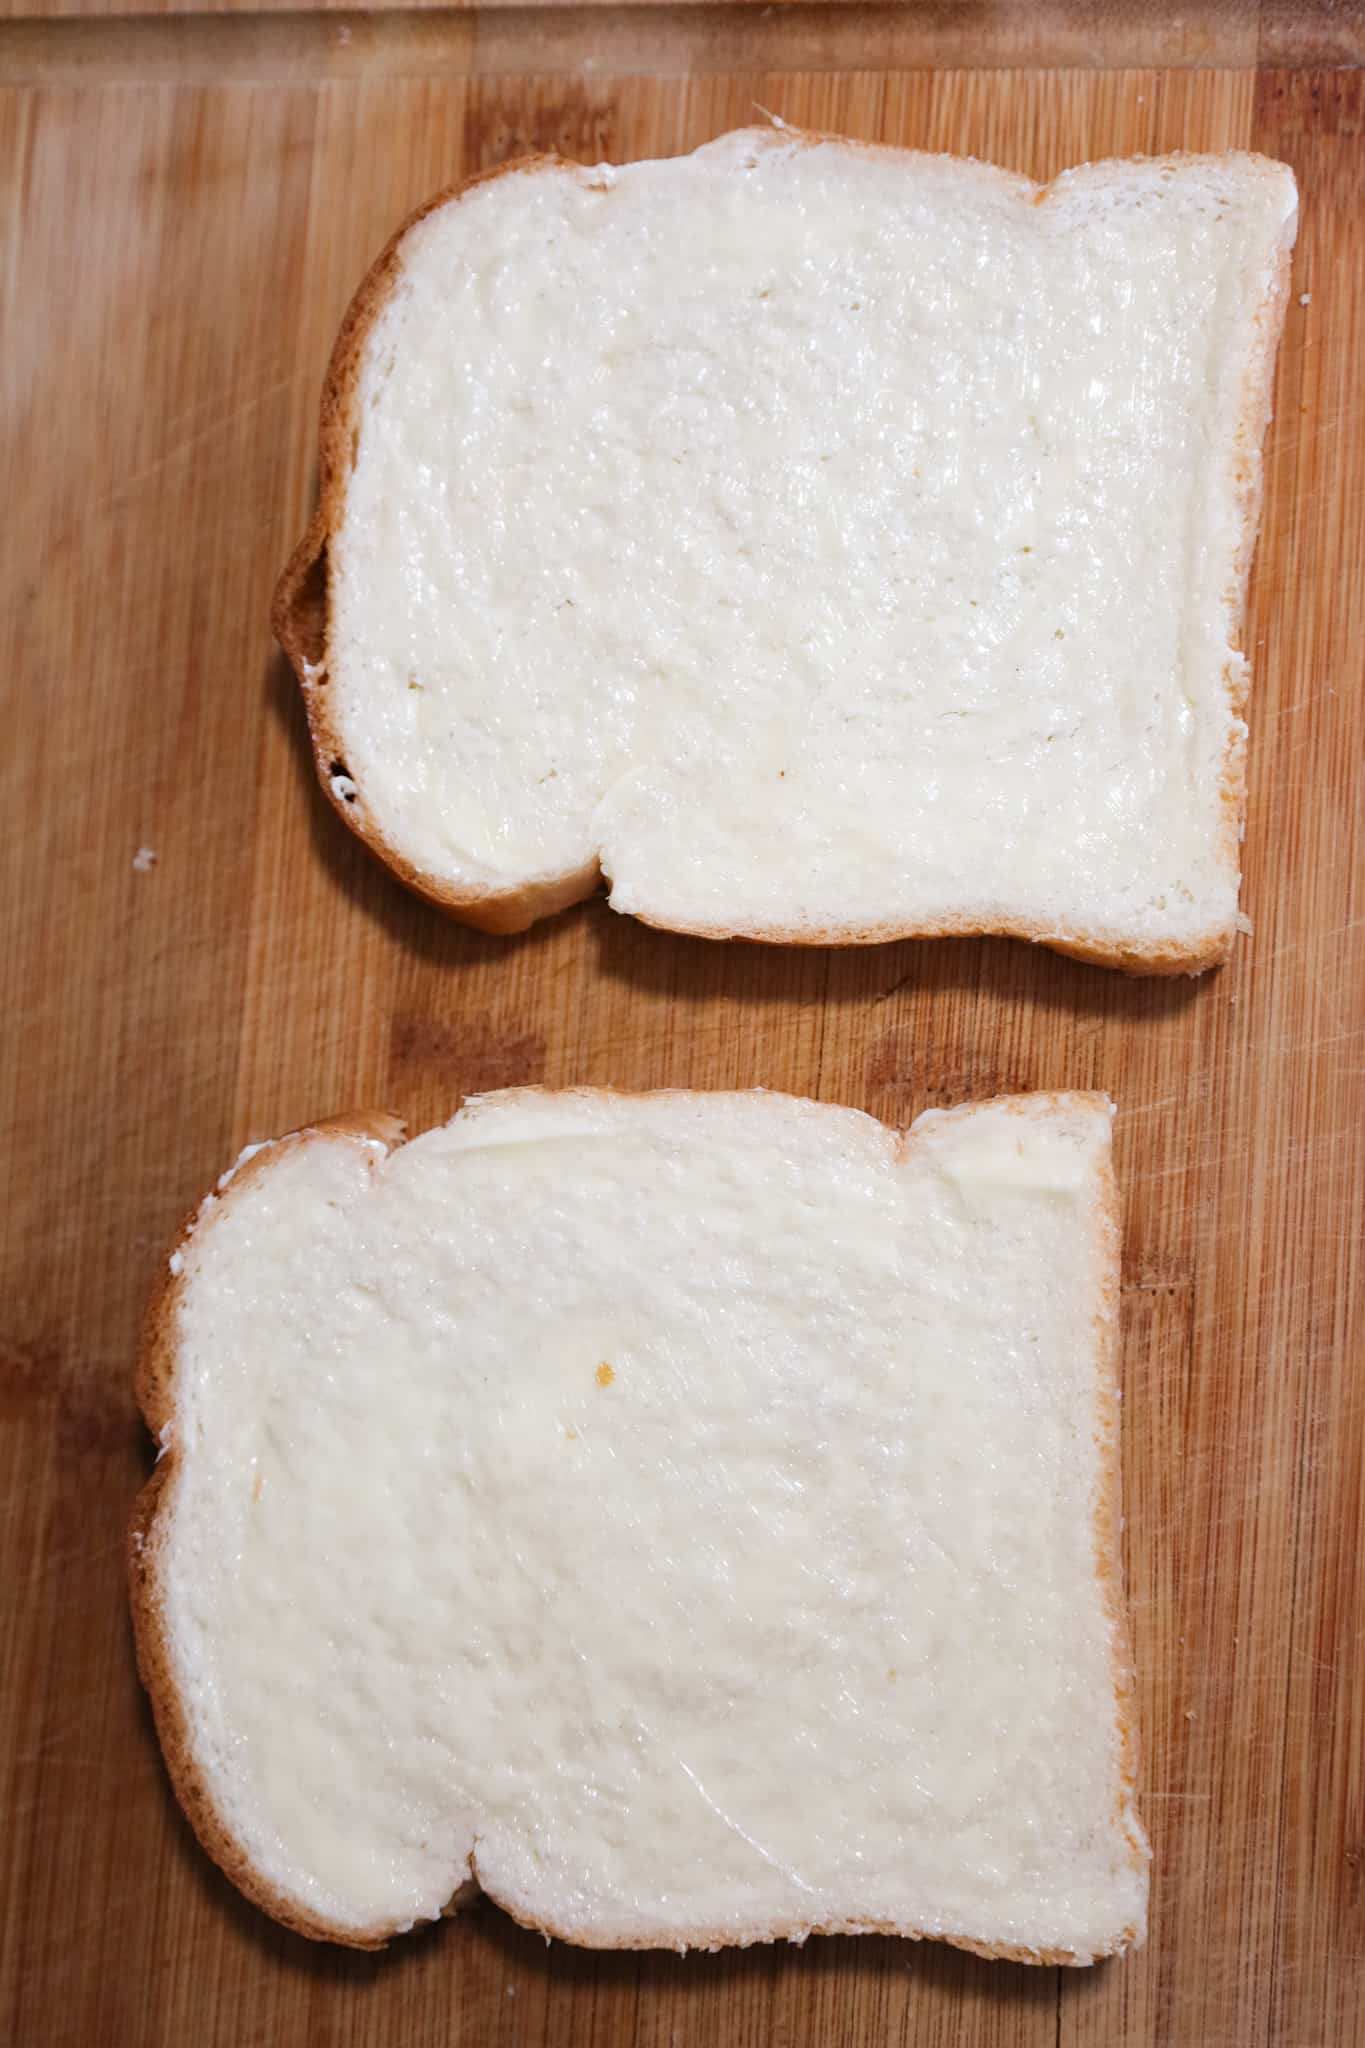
591 906 1204 1027
267 647 1203 1027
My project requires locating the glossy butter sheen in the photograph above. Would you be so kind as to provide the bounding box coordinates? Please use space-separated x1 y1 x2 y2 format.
158 1091 1148 1956
328 130 1295 947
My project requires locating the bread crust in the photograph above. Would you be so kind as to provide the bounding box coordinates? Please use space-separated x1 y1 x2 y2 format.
129 1114 407 1950
271 157 591 939
130 1087 1147 1959
273 128 1295 973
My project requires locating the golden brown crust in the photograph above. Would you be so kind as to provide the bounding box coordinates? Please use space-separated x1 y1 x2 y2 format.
627 900 1225 976
273 130 1294 971
130 1088 1145 1958
272 156 592 938
129 1113 407 1950
1086 1106 1150 1934
1214 194 1298 886
483 1879 1106 1966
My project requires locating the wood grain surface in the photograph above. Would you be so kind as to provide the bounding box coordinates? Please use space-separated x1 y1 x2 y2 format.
5 7 1365 68
1 17 1362 2047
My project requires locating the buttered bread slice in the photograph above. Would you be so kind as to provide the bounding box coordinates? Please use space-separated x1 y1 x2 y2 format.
276 127 1296 971
131 1088 1149 1959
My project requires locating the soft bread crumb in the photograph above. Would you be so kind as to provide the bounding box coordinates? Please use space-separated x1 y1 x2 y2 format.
276 130 1297 972
132 1088 1148 1959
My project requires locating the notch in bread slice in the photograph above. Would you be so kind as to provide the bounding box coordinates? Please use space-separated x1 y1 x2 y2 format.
275 126 1296 972
131 1088 1149 1959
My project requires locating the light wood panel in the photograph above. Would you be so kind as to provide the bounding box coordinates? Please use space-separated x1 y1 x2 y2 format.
0 39 1361 2048
2 7 1365 76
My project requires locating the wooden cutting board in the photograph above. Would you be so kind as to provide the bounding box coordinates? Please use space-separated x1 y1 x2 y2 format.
2 5 1362 2043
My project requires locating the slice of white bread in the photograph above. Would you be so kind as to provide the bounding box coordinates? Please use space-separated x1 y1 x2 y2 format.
130 1088 1149 1960
275 126 1296 972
